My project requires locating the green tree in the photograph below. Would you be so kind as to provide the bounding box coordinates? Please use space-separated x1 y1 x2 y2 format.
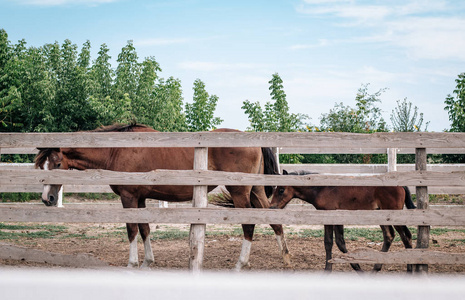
13 46 55 132
0 29 21 131
133 56 161 125
152 77 186 132
45 40 96 131
320 84 387 133
89 44 113 101
113 40 140 107
313 84 388 164
242 73 308 132
88 43 116 126
443 72 465 163
390 98 429 132
445 72 465 132
185 79 222 132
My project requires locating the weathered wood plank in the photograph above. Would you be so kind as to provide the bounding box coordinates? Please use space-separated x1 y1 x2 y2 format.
4 145 465 155
0 184 114 193
1 207 464 226
189 147 208 272
1 183 464 194
330 249 465 265
1 132 465 149
1 169 464 187
280 147 465 154
415 148 429 273
0 242 109 267
281 163 465 174
5 163 464 173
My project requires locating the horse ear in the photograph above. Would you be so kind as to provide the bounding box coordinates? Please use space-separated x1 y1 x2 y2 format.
283 170 288 175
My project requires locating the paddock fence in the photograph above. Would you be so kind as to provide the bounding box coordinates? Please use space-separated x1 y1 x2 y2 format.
1 131 465 272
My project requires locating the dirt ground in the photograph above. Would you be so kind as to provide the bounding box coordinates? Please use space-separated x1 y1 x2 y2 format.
2 220 465 274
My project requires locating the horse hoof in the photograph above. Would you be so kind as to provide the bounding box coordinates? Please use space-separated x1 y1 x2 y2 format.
283 254 292 268
127 262 139 268
140 261 153 269
235 262 250 272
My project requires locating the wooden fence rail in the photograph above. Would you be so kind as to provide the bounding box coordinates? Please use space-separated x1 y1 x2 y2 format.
1 131 465 272
1 131 465 148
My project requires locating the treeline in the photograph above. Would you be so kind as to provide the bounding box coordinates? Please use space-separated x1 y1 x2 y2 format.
1 28 464 165
0 29 222 133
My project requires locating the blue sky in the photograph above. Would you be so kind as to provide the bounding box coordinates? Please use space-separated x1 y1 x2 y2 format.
2 0 465 132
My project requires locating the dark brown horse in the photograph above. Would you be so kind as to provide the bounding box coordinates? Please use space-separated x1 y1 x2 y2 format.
270 170 415 272
35 124 290 270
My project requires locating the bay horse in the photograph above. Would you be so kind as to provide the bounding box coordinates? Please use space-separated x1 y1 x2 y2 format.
270 170 415 273
34 124 291 270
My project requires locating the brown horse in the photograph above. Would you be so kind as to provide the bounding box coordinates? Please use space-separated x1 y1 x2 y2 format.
270 170 415 272
34 124 291 270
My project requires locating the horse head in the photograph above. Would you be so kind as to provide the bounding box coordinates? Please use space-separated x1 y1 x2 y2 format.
270 170 297 209
35 148 65 207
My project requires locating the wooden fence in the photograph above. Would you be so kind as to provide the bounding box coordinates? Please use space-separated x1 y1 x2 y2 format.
1 131 465 272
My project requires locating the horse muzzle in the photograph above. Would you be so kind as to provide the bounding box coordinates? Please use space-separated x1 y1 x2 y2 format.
42 195 57 207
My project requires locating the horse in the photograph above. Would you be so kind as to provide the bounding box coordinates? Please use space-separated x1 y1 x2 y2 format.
270 170 415 273
34 124 291 271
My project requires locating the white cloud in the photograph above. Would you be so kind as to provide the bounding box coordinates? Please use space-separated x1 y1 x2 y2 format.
296 0 465 61
386 17 465 60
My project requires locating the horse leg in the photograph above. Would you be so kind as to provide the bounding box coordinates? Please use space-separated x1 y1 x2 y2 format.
138 198 154 269
251 186 291 267
333 225 363 272
373 225 395 272
236 223 255 271
121 194 140 268
324 225 334 272
394 225 413 273
228 186 256 271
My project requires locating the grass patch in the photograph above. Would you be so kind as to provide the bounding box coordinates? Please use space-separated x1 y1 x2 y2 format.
151 229 190 240
0 223 68 240
61 233 100 240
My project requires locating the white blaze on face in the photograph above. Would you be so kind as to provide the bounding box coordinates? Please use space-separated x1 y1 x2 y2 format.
42 159 51 201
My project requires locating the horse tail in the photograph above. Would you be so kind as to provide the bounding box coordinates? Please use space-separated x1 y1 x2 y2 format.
403 186 416 209
261 147 280 197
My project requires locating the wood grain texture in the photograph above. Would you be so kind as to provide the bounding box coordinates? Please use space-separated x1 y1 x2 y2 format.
1 207 465 226
189 147 208 272
330 249 465 265
2 169 464 186
1 132 465 148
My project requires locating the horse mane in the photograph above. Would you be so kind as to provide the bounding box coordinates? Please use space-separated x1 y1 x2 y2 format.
34 124 152 168
34 148 59 169
91 123 152 133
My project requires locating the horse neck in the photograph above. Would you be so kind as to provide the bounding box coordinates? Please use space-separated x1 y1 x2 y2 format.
63 148 114 170
296 186 319 206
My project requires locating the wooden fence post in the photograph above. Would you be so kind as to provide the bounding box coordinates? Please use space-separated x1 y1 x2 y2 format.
57 186 64 207
387 148 397 172
272 147 281 173
189 147 208 273
415 147 429 273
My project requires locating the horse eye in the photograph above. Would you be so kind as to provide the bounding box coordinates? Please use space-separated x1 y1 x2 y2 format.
279 188 285 195
56 163 62 169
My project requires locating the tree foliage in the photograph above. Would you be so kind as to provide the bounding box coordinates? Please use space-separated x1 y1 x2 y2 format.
0 29 221 134
390 98 429 132
445 72 465 132
185 79 223 132
320 84 387 133
242 73 308 132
